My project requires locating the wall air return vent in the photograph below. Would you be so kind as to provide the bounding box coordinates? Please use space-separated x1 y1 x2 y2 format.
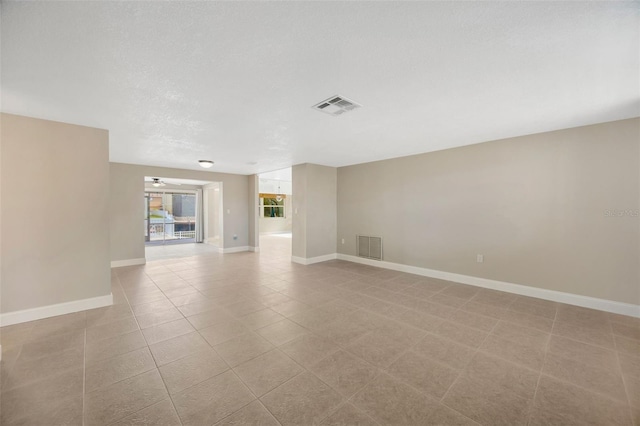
312 95 362 116
357 235 383 261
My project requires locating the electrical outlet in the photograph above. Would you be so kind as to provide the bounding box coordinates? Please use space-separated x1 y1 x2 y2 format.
477 254 484 263
233 234 238 240
341 238 345 244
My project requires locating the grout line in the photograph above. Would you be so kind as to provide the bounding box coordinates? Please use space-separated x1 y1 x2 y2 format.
120 271 184 426
525 304 558 425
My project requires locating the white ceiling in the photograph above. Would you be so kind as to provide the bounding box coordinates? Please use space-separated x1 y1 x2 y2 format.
2 2 638 175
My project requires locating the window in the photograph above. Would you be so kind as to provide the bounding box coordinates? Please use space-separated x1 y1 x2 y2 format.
260 193 286 218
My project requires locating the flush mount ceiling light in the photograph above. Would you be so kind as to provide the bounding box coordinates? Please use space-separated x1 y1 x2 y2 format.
151 178 165 187
312 95 362 116
199 160 214 168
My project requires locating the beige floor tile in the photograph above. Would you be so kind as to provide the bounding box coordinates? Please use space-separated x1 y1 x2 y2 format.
159 349 228 394
132 299 175 316
479 334 546 370
351 372 438 425
213 332 274 367
434 321 488 349
4 239 637 426
86 317 139 344
149 331 211 366
616 335 640 357
5 346 84 391
394 309 444 332
625 376 640 409
28 312 87 340
237 308 285 330
310 350 378 398
280 333 340 368
345 332 408 369
256 319 310 346
288 308 336 331
442 374 533 426
2 394 83 426
233 349 303 396
172 369 255 426
413 332 475 370
270 299 313 317
613 322 640 342
470 288 517 308
439 283 480 300
543 352 627 401
320 403 378 426
553 320 615 349
430 293 470 308
199 319 251 346
619 353 640 381
548 334 619 371
177 299 221 317
17 329 85 362
387 350 460 399
135 307 184 329
463 352 539 400
448 309 498 332
111 399 182 426
186 308 235 330
85 347 157 393
261 372 344 425
84 369 169 425
142 318 195 345
426 404 480 425
215 400 280 426
314 316 372 346
1 368 84 425
508 296 558 319
85 304 134 327
531 375 633 426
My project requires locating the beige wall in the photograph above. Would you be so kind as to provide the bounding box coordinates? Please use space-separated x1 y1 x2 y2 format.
110 163 250 261
292 164 337 259
1 114 111 313
337 118 640 304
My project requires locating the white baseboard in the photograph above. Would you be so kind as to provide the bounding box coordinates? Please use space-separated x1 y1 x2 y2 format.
292 253 338 265
0 293 114 327
249 246 260 252
219 246 249 254
111 258 146 268
335 254 640 318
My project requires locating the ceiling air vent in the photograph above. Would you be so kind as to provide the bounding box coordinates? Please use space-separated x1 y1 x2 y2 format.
312 95 362 116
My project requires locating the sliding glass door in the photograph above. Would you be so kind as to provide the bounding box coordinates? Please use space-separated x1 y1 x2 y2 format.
144 191 197 245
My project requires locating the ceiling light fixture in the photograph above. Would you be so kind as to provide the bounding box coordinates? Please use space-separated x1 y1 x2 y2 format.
275 183 283 202
199 160 214 168
151 178 166 187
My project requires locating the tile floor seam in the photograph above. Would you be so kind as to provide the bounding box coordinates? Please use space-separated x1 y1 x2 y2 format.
436 316 501 413
523 309 555 426
117 276 184 426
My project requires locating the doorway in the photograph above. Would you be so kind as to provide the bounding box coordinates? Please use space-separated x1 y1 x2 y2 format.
144 191 197 245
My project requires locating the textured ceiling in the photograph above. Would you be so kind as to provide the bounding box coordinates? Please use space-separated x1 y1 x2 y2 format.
2 2 638 175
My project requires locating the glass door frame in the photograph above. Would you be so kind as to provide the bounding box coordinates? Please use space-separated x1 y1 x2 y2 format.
144 189 198 245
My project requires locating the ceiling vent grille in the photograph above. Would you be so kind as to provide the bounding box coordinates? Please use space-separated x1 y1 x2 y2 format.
357 235 383 261
312 95 362 116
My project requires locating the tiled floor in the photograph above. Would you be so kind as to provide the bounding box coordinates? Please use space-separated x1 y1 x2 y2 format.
1 235 639 425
